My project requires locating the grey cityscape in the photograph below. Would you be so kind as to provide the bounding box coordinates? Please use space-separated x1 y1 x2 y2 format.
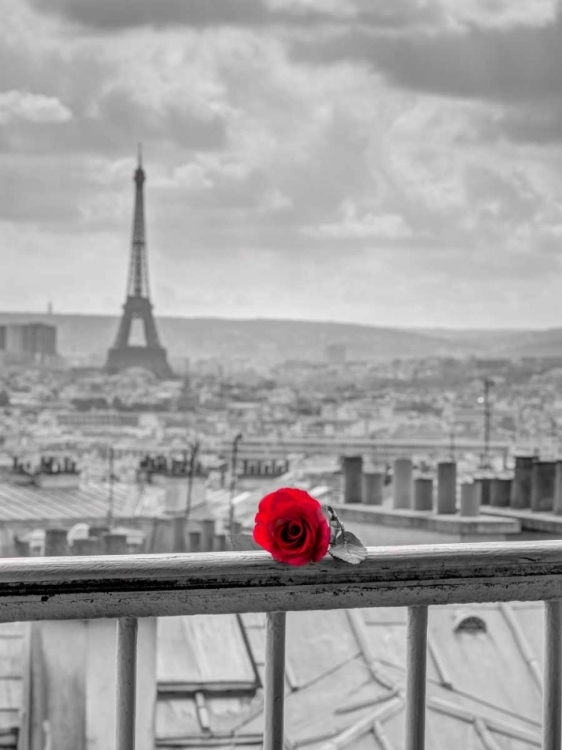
1 1 562 749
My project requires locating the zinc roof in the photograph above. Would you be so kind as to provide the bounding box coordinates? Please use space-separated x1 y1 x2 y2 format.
0 481 165 522
156 603 544 749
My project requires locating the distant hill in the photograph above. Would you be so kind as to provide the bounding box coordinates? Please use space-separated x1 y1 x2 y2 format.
0 312 559 364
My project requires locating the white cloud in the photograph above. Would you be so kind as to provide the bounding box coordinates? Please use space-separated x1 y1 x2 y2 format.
437 0 557 29
2 0 562 328
0 90 71 124
259 189 292 212
305 200 413 239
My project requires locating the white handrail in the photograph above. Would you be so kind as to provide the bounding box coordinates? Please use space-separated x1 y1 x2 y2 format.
1 541 562 622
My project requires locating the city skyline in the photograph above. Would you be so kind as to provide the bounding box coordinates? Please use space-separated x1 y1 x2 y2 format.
2 0 562 330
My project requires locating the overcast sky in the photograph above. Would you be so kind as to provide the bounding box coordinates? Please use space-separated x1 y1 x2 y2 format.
1 0 562 329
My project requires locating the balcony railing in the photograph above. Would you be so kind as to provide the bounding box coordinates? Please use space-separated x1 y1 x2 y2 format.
3 539 562 749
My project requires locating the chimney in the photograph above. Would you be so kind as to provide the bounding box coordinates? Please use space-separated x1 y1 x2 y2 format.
73 538 101 556
436 461 456 515
342 456 363 504
188 530 201 553
89 526 110 540
14 536 30 557
200 519 215 552
474 476 491 506
555 461 562 516
393 458 413 509
490 477 512 508
102 532 128 555
172 515 187 553
413 477 433 511
148 517 175 553
511 455 533 509
362 471 384 505
531 460 556 512
460 482 481 517
44 528 69 557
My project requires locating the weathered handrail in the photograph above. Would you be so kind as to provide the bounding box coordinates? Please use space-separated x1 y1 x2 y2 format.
2 540 562 622
6 541 562 750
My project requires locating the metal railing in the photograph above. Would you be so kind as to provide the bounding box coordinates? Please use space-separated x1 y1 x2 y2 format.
3 540 562 748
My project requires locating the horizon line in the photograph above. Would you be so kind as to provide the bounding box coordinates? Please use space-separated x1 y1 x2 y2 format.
0 310 556 334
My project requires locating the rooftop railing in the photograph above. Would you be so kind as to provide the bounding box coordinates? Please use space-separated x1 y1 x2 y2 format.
3 540 562 749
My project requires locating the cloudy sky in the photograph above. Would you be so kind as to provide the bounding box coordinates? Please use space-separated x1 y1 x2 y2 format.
2 0 562 329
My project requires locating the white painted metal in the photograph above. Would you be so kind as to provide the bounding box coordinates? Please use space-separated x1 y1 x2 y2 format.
116 617 138 750
263 612 286 750
0 541 562 621
543 600 562 750
0 542 560 749
405 606 428 750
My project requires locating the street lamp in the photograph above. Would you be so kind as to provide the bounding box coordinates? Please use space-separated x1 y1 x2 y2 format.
549 415 558 458
477 378 494 469
449 422 456 461
445 402 456 461
184 439 201 525
107 445 116 529
228 433 243 531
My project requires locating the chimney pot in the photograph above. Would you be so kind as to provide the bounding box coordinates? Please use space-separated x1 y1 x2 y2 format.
72 537 101 556
393 458 413 509
437 461 457 514
362 471 384 505
342 456 363 503
188 530 201 553
44 528 69 557
531 460 556 512
554 461 562 516
102 532 128 555
172 515 187 553
200 519 215 552
413 477 433 511
511 455 533 509
460 482 480 517
490 477 512 508
474 476 491 506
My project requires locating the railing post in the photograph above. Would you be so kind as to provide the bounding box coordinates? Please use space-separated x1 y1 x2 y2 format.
405 606 428 750
263 611 286 750
543 600 562 750
116 617 138 750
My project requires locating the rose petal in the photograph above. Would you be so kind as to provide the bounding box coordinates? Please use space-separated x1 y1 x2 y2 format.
252 487 330 565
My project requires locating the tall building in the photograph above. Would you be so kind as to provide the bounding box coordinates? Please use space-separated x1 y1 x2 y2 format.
0 322 57 363
105 147 173 379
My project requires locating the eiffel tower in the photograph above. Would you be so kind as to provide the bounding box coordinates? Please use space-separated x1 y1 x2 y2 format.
105 147 173 378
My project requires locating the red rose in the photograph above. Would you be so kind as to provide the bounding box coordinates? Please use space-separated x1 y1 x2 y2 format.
253 487 330 566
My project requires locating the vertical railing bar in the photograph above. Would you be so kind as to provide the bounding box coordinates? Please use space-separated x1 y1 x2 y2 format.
263 611 286 750
405 606 428 750
543 600 562 750
116 616 138 750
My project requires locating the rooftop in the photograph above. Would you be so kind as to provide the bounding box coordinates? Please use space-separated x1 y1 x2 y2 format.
0 480 164 522
151 599 546 747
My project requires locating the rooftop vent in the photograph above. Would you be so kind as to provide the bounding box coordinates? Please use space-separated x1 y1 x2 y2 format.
454 614 487 633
